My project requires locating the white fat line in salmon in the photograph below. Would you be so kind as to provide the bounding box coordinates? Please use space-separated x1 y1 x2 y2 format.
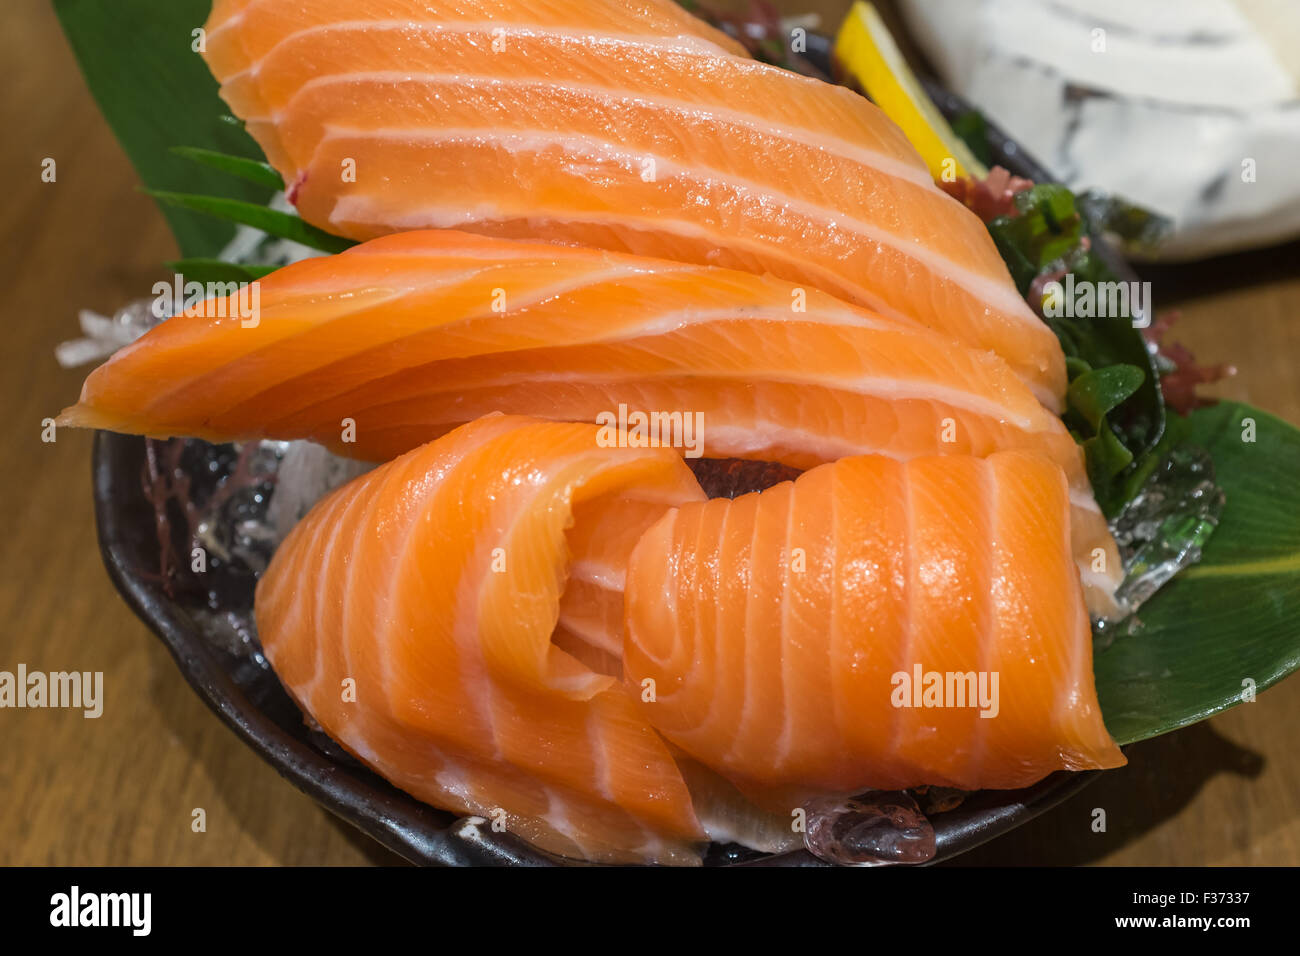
49 887 150 936
332 206 934 329
263 64 935 188
213 21 738 74
0 665 102 718
399 368 1043 433
557 305 904 344
556 614 623 656
277 267 907 341
567 558 625 592
316 127 1036 323
891 665 1000 719
1069 490 1104 514
133 263 662 415
340 247 691 282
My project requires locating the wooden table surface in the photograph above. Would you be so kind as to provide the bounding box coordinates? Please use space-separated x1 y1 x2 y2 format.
2 0 1296 866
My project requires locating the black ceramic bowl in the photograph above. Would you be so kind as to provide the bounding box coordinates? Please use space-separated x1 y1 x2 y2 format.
90 60 1129 866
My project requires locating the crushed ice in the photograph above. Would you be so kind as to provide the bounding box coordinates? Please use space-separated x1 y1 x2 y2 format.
803 791 937 866
1095 445 1225 646
56 193 321 367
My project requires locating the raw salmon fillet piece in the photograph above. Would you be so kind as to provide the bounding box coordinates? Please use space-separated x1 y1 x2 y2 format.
254 414 709 864
58 230 1120 613
623 450 1126 807
201 0 1066 406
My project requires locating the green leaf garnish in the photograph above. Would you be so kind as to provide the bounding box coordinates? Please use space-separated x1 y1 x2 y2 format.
170 146 284 191
1076 190 1174 257
1065 364 1146 495
988 184 1165 515
164 258 279 284
988 185 1087 294
1068 364 1146 432
144 190 356 254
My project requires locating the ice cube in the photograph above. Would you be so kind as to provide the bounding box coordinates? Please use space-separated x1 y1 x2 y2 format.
803 791 936 866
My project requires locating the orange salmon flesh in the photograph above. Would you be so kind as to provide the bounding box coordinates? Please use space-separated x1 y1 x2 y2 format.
202 0 1066 406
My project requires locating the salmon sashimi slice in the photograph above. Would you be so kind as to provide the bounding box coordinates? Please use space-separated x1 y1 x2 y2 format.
254 413 709 863
554 494 674 678
58 230 1121 614
201 0 1066 406
622 450 1126 807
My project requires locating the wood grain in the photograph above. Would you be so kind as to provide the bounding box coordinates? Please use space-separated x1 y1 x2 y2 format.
1 0 1295 866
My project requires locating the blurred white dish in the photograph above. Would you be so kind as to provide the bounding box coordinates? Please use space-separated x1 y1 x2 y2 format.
897 0 1300 259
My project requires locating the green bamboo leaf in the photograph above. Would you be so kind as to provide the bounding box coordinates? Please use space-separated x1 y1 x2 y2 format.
53 0 272 258
164 258 278 284
1067 364 1146 491
145 190 356 254
1096 402 1300 744
1068 364 1145 432
170 146 284 191
1083 424 1136 487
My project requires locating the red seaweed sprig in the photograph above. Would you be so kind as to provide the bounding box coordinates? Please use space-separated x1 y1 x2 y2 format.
1143 311 1237 415
939 166 1034 222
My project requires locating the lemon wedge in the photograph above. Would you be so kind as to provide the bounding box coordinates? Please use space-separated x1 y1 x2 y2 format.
834 0 988 182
